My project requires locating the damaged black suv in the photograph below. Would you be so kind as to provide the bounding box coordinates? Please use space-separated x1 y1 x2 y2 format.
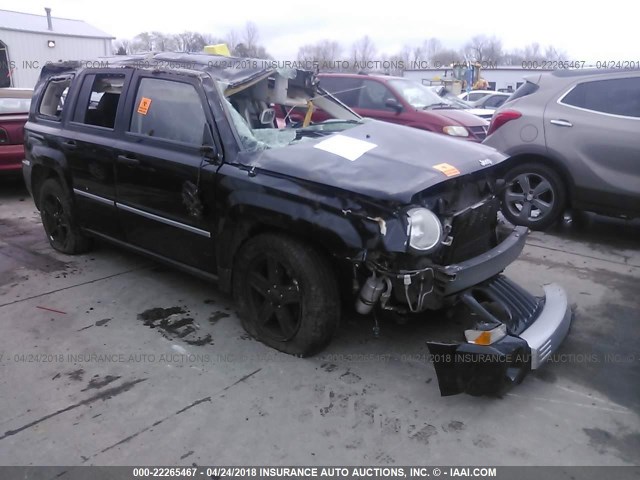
23 53 571 396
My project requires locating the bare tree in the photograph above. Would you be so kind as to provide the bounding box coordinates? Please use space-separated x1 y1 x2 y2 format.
501 50 525 66
151 31 176 52
522 42 545 62
243 22 260 52
297 40 342 69
113 39 131 55
463 35 503 63
431 48 462 66
544 45 568 61
225 29 240 54
229 23 271 58
173 32 206 52
132 32 153 52
350 36 377 70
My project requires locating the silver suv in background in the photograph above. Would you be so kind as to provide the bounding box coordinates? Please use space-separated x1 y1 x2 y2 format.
483 69 640 230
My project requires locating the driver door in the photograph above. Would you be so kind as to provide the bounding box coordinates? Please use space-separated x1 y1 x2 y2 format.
114 73 219 271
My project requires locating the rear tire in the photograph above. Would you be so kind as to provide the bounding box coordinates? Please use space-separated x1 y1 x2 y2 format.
501 163 566 231
233 233 339 357
38 178 92 254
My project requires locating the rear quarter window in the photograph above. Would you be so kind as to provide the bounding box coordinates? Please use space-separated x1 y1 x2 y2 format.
38 77 73 120
505 81 539 103
561 77 640 118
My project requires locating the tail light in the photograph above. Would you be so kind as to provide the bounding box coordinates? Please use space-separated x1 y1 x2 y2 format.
487 109 521 135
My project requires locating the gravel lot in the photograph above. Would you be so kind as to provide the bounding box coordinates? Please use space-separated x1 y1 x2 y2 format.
0 177 638 466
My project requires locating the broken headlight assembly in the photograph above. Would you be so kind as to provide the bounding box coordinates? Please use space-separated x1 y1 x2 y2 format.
407 207 443 254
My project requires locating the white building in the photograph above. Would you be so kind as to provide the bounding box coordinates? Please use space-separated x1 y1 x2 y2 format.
404 66 554 92
0 8 113 88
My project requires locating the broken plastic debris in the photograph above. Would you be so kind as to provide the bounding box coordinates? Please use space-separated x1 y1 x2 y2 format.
172 344 188 355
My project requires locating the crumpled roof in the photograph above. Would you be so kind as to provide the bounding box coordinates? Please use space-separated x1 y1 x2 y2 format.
103 52 292 90
0 9 113 39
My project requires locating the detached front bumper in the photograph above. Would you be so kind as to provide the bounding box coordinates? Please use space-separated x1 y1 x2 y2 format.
428 276 572 396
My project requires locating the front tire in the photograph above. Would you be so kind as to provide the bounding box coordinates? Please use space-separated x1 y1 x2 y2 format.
39 178 92 254
233 233 339 357
501 163 566 231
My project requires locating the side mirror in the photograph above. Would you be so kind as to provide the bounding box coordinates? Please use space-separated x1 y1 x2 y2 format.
385 98 403 112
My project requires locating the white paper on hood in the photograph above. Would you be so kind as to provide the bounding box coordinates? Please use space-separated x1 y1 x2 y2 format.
313 135 377 161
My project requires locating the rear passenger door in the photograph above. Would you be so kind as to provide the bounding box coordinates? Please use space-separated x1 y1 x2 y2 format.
544 75 640 213
114 73 218 270
65 69 131 238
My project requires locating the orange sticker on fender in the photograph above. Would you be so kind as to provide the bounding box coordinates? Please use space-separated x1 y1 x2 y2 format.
433 163 460 177
137 97 152 115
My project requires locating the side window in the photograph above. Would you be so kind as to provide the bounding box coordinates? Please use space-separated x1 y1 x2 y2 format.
74 74 125 129
468 92 485 102
357 80 395 110
562 77 640 118
484 95 507 108
319 77 362 107
38 76 72 119
129 78 207 145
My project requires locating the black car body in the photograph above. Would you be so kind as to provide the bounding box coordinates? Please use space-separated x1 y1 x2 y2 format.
22 53 571 396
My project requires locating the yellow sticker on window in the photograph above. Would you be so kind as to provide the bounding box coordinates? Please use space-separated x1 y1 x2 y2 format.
433 163 461 177
137 97 152 115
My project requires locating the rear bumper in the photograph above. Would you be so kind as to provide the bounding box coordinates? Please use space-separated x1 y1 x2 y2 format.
428 278 572 396
0 144 25 172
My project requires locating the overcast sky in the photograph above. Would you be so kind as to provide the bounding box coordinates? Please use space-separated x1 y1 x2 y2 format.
5 0 638 63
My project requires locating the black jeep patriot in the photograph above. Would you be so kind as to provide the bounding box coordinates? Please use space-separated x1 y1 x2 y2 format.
22 53 571 396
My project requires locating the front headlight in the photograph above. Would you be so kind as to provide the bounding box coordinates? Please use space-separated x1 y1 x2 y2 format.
407 207 443 253
442 125 469 137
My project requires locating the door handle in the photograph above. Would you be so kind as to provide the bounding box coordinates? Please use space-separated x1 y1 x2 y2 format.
62 140 77 149
550 119 573 127
117 154 140 166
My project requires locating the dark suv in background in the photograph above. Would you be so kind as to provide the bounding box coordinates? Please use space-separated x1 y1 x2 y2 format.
484 69 640 229
318 73 489 142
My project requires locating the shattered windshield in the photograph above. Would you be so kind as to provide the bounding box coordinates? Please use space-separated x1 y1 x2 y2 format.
221 78 363 153
388 79 450 109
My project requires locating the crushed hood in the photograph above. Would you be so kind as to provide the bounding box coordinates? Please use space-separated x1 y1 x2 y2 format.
245 120 507 204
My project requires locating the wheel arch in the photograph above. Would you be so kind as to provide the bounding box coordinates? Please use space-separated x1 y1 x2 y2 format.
31 163 70 210
499 152 575 206
215 209 361 294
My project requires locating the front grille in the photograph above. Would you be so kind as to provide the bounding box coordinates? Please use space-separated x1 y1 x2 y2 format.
465 275 543 335
468 125 488 141
438 196 499 264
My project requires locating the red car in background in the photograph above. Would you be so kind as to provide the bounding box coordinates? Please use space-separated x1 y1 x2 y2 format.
317 73 489 142
0 88 32 175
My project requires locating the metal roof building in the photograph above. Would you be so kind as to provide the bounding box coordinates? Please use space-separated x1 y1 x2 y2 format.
0 8 114 88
